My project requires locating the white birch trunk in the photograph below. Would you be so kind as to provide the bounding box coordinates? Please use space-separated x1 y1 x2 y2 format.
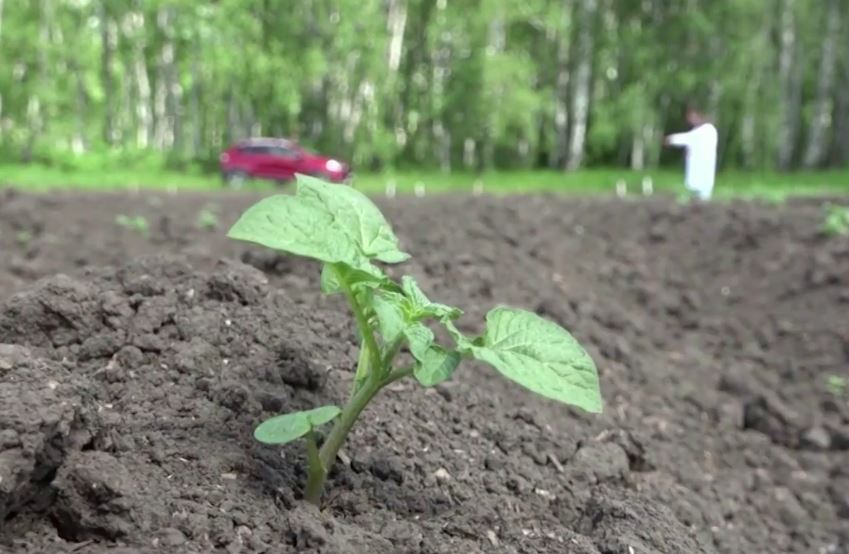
802 0 840 168
776 0 801 170
566 0 597 170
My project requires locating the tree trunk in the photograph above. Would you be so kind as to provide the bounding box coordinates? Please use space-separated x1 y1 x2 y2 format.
190 53 203 157
831 89 849 166
131 9 153 149
482 12 505 170
776 0 801 170
153 8 178 151
73 63 89 154
386 0 407 73
0 0 6 131
831 71 849 165
552 0 572 169
566 0 597 170
740 70 761 169
802 0 840 168
99 1 116 145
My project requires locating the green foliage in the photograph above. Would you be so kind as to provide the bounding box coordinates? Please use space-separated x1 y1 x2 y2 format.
4 164 849 199
228 174 602 505
227 175 409 269
826 375 847 397
464 306 602 413
15 230 33 247
115 214 149 237
196 207 220 230
254 406 342 445
821 204 849 236
1 1 846 172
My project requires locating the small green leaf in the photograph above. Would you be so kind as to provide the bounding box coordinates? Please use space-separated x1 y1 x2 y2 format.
373 293 406 342
400 276 462 320
320 262 395 295
404 323 434 362
414 345 461 386
401 276 431 308
442 318 474 351
254 405 342 445
471 307 602 413
296 175 410 264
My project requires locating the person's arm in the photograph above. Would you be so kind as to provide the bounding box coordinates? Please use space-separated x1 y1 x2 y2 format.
664 129 694 148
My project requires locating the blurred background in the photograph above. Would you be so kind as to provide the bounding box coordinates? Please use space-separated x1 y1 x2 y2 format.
0 0 847 196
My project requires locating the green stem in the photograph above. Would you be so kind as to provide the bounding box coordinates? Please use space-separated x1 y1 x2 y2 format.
382 365 414 387
351 340 371 397
381 335 405 369
335 264 381 375
304 374 383 505
302 365 416 505
303 432 325 505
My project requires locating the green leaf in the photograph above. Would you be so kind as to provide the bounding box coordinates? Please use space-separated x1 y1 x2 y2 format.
401 275 431 308
254 405 342 445
227 175 410 269
414 345 461 387
228 195 362 265
442 318 474 351
400 276 462 320
296 175 410 264
320 262 396 295
404 323 434 362
373 293 406 342
471 307 602 413
373 292 433 361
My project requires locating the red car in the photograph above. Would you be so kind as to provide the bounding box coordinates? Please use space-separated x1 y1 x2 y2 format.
219 138 351 186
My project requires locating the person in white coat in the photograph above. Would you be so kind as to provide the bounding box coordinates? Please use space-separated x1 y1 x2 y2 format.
664 106 718 200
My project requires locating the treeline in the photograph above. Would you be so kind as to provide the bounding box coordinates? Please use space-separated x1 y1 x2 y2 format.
0 0 846 172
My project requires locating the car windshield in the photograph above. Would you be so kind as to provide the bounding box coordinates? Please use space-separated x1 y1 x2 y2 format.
238 142 301 157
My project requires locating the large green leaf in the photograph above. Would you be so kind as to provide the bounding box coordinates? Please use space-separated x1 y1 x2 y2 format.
254 405 342 445
471 307 602 413
296 175 410 264
227 195 361 265
227 175 409 269
414 345 461 387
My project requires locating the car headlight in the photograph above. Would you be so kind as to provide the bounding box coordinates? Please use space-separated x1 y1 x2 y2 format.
326 159 343 172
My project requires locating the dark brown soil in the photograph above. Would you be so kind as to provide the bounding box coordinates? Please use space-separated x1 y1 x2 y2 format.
1 188 848 553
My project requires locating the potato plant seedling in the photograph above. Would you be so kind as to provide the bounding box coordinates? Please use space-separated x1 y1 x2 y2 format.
227 174 603 505
827 375 847 397
115 214 150 237
822 204 849 236
15 230 33 247
196 207 220 230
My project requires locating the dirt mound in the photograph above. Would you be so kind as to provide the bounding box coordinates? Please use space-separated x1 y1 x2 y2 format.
0 191 847 553
0 254 707 553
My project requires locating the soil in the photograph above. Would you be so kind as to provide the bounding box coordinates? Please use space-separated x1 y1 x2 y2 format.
0 187 848 553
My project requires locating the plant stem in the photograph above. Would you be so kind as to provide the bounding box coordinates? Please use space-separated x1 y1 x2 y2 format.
335 264 381 374
304 374 383 505
381 335 405 368
383 365 414 387
303 268 416 505
303 432 325 504
351 340 371 397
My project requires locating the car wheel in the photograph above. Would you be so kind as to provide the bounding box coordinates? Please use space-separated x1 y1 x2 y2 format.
223 170 248 189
